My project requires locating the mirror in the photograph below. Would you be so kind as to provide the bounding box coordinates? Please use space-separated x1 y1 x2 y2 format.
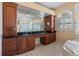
17 5 48 33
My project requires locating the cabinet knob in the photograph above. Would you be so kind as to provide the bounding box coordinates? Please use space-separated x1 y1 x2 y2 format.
46 22 50 26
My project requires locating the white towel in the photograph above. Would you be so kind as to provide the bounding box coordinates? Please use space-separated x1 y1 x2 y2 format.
63 40 79 55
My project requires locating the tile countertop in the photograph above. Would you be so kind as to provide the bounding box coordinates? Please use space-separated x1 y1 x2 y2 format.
2 31 56 38
17 31 56 36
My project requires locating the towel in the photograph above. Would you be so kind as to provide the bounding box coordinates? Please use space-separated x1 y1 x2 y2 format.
63 40 79 55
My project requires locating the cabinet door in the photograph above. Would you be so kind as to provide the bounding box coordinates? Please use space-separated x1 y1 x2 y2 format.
26 36 35 51
18 36 28 54
3 2 17 36
45 34 50 44
50 33 56 42
40 33 56 45
40 34 50 45
44 16 51 32
2 37 17 56
44 15 55 32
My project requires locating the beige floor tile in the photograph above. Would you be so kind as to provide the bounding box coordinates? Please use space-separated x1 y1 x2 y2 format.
17 40 64 56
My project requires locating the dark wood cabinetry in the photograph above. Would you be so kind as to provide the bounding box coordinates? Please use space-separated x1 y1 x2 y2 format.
2 2 17 56
2 2 56 56
17 36 27 54
2 37 17 56
18 36 35 54
49 32 56 42
26 36 35 50
40 32 56 45
3 2 17 37
44 15 55 32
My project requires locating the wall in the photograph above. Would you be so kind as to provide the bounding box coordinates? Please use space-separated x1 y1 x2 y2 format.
0 2 2 56
54 3 75 42
74 3 79 39
16 2 55 15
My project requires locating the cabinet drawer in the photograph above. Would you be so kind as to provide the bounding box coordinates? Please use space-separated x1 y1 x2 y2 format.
3 45 17 50
3 49 17 56
3 38 17 47
2 37 17 56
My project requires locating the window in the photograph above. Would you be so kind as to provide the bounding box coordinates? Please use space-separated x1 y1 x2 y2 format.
57 10 73 31
75 3 79 35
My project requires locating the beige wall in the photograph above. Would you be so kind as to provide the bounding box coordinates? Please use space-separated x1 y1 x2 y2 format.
16 2 55 15
75 3 79 39
56 31 75 41
0 2 2 56
54 3 75 41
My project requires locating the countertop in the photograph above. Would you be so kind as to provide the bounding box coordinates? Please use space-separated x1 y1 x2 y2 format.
3 31 56 38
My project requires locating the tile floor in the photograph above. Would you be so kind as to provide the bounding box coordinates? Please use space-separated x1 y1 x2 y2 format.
17 40 65 56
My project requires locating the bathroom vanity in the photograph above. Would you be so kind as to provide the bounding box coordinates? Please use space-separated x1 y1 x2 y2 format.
2 2 56 56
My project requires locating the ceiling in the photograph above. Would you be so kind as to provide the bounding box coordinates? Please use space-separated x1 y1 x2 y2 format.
36 2 67 9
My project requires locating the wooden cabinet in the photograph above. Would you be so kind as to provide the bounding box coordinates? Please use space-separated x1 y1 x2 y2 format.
2 2 17 56
2 2 56 55
18 36 35 54
40 34 51 45
3 2 17 37
40 32 56 45
49 32 56 42
26 36 35 51
44 15 55 32
2 37 17 56
18 36 28 54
